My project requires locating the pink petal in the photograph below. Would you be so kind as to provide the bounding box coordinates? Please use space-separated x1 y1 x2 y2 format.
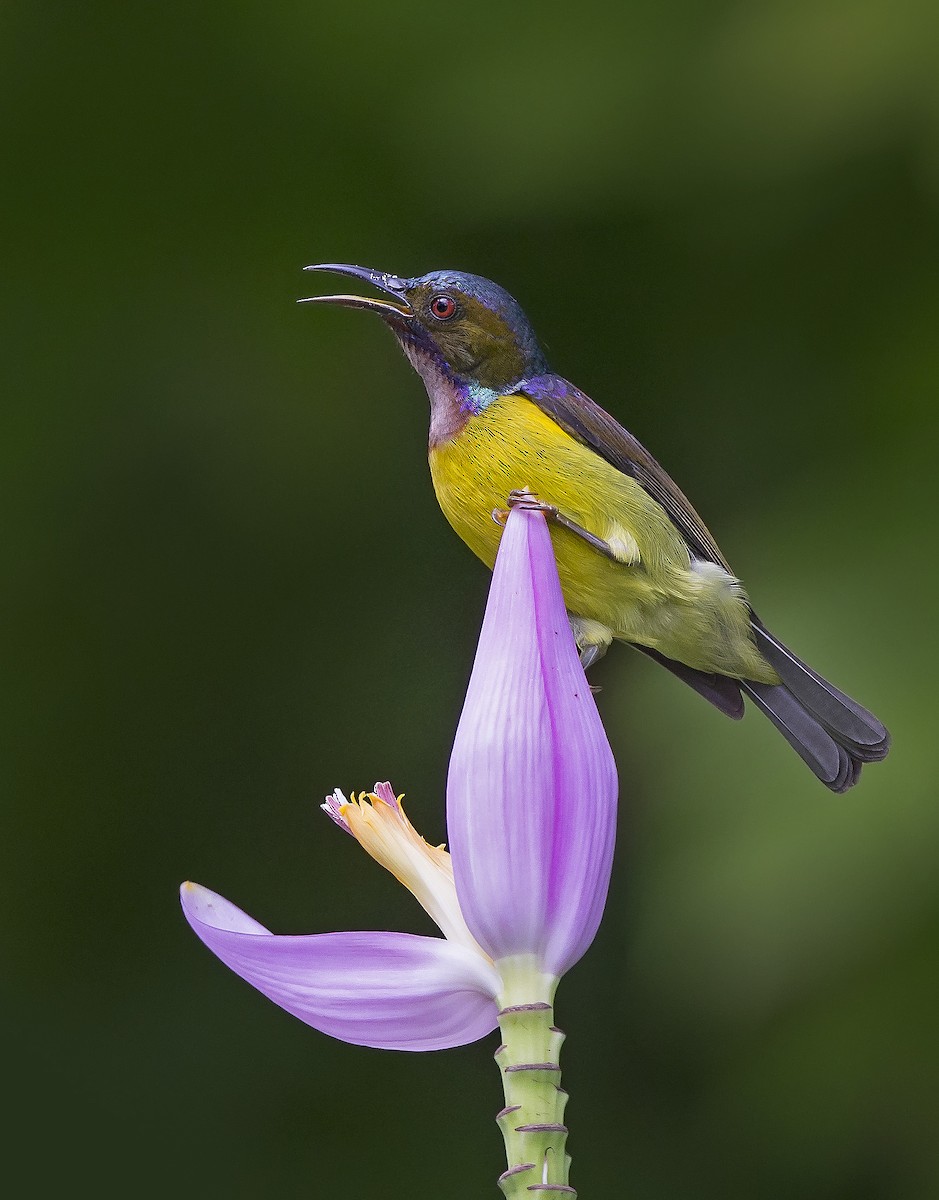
180 884 500 1051
446 507 618 977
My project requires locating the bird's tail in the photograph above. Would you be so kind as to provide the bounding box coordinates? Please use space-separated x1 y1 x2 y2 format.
740 618 890 792
633 620 890 792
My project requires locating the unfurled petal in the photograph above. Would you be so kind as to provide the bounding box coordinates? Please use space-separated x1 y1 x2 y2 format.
321 784 487 958
180 883 500 1051
447 506 618 978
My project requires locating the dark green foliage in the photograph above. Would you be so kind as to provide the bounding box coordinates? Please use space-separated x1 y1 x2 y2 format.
2 2 936 1197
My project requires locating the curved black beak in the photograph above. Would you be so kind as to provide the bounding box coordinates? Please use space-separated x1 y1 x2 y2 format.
298 264 414 323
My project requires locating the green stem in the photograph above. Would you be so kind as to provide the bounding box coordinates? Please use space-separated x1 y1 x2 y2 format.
494 955 574 1197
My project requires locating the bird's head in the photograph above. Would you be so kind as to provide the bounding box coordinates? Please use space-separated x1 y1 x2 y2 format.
301 265 547 395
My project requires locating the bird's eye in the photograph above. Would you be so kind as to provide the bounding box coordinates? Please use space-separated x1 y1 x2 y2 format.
429 295 457 321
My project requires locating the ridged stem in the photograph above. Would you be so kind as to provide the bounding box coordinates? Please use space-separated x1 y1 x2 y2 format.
494 956 574 1198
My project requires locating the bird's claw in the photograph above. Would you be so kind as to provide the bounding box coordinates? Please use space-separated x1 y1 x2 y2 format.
499 488 618 562
506 487 557 517
493 489 555 526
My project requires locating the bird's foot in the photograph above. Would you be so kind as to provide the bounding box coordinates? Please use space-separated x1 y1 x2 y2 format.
491 487 544 526
506 486 551 512
570 617 613 686
493 488 619 562
579 642 607 671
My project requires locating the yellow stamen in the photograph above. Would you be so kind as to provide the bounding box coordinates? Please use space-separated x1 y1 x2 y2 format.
324 785 487 959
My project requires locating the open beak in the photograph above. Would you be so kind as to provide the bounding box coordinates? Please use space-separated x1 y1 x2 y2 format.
298 264 414 324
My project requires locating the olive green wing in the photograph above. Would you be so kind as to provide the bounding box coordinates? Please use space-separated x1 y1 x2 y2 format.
519 374 732 571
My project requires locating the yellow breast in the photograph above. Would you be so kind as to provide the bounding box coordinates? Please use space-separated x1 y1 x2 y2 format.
427 393 775 682
428 394 690 633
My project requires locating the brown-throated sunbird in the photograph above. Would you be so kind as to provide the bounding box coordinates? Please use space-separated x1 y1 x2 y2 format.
301 265 889 792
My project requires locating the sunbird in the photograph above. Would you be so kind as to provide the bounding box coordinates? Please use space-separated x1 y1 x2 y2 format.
301 265 889 791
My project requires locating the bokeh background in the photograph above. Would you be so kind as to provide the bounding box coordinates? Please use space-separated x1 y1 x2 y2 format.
4 1 938 1196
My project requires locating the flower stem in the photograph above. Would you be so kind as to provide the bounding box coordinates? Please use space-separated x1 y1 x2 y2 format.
494 956 574 1197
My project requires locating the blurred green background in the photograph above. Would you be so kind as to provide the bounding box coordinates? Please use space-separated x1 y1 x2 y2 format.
3 1 937 1196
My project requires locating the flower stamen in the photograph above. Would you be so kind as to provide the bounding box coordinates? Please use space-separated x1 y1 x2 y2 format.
322 782 488 959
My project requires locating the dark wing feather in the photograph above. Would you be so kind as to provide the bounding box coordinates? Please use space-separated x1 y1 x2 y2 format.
633 645 745 719
517 377 890 791
519 374 731 570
